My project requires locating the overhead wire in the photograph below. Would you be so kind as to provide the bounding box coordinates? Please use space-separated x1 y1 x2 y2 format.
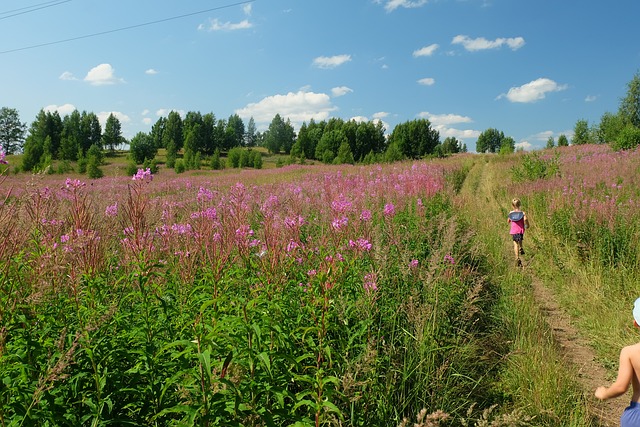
0 0 72 20
0 0 255 55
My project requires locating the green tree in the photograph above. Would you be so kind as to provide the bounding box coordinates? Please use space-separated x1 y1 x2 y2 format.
129 132 157 164
475 128 505 153
245 117 257 147
335 140 355 164
201 113 217 155
619 71 640 128
210 149 223 170
264 114 295 154
572 119 591 145
59 110 82 161
388 119 439 158
557 134 569 147
500 136 516 154
227 147 242 168
183 111 205 154
227 114 245 148
383 141 404 163
441 136 461 155
150 117 166 149
598 112 625 144
546 136 555 149
80 112 101 156
251 150 263 169
612 125 640 151
163 111 183 168
315 129 348 162
0 107 27 154
102 113 123 152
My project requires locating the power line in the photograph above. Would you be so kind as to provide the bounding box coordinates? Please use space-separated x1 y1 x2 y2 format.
0 0 255 55
0 0 71 19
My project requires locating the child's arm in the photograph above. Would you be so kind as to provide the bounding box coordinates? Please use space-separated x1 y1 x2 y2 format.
524 212 529 229
595 346 634 400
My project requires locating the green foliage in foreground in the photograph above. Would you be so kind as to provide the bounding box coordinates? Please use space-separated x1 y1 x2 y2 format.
0 195 510 426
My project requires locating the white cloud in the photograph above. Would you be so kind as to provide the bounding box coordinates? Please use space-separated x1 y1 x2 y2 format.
199 18 252 31
141 109 150 116
452 35 525 51
312 54 352 69
585 95 597 102
373 112 389 119
235 91 337 129
59 71 77 81
243 4 252 15
416 111 478 140
498 78 567 103
331 86 353 97
435 125 481 140
382 0 429 12
44 103 76 116
529 130 555 141
97 111 131 127
515 141 533 151
156 109 186 118
145 69 158 75
413 44 439 57
418 77 435 86
142 117 153 125
418 112 473 126
84 63 124 86
350 116 370 123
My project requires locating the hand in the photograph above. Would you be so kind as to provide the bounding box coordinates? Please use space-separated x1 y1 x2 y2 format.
595 386 608 400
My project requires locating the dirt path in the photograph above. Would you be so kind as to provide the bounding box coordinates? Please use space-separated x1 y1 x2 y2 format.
460 159 623 426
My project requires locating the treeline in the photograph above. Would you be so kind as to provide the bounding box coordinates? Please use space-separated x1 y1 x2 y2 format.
4 107 468 176
565 70 640 150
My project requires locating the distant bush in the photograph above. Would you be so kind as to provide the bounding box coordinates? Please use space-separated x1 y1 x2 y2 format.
611 125 640 151
174 159 186 174
511 152 560 182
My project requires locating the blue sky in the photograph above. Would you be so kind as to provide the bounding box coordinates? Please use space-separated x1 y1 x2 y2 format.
1 0 639 152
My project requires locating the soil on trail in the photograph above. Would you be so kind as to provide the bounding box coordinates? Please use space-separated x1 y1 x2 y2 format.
460 160 625 426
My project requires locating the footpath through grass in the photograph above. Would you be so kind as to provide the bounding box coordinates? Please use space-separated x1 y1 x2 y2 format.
455 155 595 426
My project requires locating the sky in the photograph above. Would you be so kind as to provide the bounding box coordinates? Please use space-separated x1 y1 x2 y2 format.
1 0 639 152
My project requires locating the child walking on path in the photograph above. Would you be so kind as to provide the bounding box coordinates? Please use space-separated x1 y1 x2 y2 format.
595 297 640 426
507 198 528 267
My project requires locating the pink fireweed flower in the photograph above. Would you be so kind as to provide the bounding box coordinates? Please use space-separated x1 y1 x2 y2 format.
349 238 372 252
409 259 419 268
171 223 193 235
417 198 423 208
105 203 118 217
197 187 213 202
335 253 344 262
284 215 305 229
359 209 372 222
235 225 254 240
299 282 311 292
444 254 455 265
132 168 153 182
331 195 353 214
331 216 348 231
65 178 84 189
286 240 299 252
0 149 7 165
363 273 378 294
60 234 70 243
383 203 396 217
307 269 317 277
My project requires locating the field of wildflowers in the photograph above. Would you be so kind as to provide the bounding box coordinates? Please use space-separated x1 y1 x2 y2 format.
0 158 505 426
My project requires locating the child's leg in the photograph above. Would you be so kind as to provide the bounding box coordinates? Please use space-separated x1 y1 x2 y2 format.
513 241 520 259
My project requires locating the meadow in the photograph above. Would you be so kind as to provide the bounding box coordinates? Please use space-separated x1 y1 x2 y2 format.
1 144 639 426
